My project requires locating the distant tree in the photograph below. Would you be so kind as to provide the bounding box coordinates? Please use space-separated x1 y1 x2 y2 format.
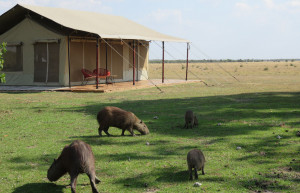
0 42 7 83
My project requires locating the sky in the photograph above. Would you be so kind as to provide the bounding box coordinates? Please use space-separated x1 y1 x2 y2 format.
0 0 300 60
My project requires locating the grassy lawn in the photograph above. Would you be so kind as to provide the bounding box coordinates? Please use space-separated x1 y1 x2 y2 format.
0 62 299 193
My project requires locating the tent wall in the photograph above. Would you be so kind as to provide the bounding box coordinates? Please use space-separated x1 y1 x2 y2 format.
124 41 149 81
0 18 67 86
0 18 150 86
99 43 123 80
69 41 97 84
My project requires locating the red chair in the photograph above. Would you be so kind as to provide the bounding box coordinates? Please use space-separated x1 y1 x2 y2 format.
93 68 111 77
81 68 97 85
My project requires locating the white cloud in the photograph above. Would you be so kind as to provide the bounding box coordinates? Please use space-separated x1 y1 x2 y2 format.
149 9 183 24
235 2 252 12
263 0 275 9
287 0 300 7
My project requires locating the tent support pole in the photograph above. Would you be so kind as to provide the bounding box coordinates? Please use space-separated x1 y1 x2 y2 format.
96 38 99 89
186 42 189 81
162 41 165 83
68 35 71 88
133 40 135 85
105 42 108 84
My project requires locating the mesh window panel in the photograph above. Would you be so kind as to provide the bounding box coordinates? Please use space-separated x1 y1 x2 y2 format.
34 43 47 82
48 43 59 82
34 43 59 83
3 45 23 71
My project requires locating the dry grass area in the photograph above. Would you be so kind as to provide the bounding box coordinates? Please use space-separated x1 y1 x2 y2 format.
149 61 300 92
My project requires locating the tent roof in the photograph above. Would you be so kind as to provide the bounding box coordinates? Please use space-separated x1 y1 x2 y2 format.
0 4 189 43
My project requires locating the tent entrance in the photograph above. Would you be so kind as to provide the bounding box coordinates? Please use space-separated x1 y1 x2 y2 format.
34 42 59 83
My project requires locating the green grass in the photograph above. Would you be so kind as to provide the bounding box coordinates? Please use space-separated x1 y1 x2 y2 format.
0 63 300 192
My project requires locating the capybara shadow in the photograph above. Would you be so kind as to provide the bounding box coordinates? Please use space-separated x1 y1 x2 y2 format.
12 183 64 193
47 140 100 193
97 106 149 136
187 149 206 180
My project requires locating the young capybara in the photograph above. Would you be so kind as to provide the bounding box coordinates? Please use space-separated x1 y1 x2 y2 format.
97 106 149 136
47 140 100 193
187 149 206 180
184 110 198 129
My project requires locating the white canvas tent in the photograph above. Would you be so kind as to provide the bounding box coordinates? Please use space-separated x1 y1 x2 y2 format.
0 4 189 87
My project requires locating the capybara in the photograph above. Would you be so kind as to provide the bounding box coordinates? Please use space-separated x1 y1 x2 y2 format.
187 149 206 180
97 106 149 136
184 110 198 129
47 140 100 193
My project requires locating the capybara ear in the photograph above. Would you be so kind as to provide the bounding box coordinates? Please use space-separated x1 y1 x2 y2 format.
140 120 143 123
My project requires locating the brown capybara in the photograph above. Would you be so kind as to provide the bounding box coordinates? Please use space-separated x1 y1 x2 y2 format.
97 106 149 136
47 140 100 193
184 110 198 129
187 149 206 180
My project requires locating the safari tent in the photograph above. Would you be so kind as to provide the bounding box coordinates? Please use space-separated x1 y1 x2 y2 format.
0 4 188 87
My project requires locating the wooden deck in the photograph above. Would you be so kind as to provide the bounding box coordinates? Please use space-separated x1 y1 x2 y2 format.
0 79 200 93
56 79 200 93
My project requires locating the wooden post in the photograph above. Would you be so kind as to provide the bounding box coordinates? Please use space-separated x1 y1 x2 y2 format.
68 36 71 88
96 38 99 89
186 42 189 81
105 42 108 84
162 41 165 83
133 40 135 85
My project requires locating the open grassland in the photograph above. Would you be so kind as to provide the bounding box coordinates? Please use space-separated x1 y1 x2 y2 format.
149 61 300 91
0 61 300 192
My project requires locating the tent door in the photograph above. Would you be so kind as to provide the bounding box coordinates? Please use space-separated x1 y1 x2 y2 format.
34 42 59 83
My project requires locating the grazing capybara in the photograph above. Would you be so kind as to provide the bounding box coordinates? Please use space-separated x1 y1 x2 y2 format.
187 149 206 180
97 106 149 136
184 110 198 129
47 140 100 193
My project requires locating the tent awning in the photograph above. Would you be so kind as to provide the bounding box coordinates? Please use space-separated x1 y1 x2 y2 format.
0 4 189 43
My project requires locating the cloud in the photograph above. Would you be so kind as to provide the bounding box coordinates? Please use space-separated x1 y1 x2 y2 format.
234 2 255 16
287 0 300 7
263 0 275 9
149 9 183 24
235 2 252 11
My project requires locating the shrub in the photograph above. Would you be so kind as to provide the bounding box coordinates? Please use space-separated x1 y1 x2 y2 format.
0 42 7 83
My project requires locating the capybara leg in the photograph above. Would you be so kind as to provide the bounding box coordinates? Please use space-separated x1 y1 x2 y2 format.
194 168 198 179
70 174 78 193
103 127 111 136
202 166 205 175
98 126 103 137
87 173 99 193
95 176 101 184
188 166 193 180
121 129 126 136
128 128 136 136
